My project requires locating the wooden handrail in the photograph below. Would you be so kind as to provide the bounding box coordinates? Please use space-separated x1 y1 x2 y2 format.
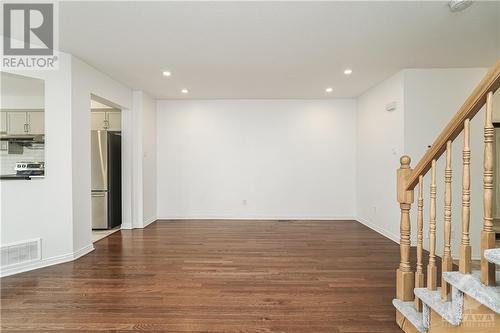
406 59 500 190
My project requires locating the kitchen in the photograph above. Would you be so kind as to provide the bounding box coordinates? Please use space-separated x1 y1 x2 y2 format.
0 72 45 180
1 72 123 243
89 97 122 242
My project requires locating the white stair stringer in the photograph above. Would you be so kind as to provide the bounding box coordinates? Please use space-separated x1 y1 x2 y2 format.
392 299 428 333
484 248 500 265
443 271 500 314
414 286 464 326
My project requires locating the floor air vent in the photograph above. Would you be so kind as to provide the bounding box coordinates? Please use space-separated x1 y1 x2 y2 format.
1 239 41 268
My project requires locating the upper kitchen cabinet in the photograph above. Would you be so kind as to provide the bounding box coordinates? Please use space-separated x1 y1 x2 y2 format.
1 110 44 135
91 109 121 131
0 112 7 135
1 71 45 136
27 111 44 135
106 111 121 131
0 71 45 178
6 112 27 135
91 111 107 130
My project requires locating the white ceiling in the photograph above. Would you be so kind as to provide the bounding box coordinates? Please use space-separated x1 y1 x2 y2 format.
59 1 500 99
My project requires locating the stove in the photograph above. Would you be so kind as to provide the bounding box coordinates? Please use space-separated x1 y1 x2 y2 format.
15 161 45 176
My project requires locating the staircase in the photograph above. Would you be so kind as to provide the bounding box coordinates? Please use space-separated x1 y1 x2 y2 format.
393 60 500 333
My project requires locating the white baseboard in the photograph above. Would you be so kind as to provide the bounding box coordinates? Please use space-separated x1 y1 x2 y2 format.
156 216 356 221
356 216 400 244
143 216 157 227
0 243 94 278
121 217 157 230
73 244 94 260
121 223 133 230
355 217 487 261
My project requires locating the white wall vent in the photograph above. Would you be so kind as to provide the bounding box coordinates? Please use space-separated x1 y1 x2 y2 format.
0 238 41 269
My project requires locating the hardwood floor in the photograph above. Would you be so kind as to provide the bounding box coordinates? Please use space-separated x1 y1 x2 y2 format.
1 220 403 332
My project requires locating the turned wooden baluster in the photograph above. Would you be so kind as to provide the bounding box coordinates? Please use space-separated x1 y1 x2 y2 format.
427 159 438 291
481 91 496 286
460 119 472 274
396 155 415 301
442 141 453 300
415 175 424 311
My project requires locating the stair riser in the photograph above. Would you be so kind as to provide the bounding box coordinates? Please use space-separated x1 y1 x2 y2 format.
427 295 499 333
396 310 424 333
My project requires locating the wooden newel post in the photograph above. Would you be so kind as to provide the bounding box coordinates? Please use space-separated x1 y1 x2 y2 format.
396 155 415 301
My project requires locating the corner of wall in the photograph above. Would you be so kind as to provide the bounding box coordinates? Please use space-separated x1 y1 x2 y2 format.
130 90 157 229
355 70 405 246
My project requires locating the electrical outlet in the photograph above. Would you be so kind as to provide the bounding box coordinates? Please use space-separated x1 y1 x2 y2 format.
242 199 247 205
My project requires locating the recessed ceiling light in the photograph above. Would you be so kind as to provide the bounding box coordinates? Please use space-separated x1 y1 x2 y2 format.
344 68 353 75
181 89 189 94
325 87 333 93
449 0 473 12
162 71 171 77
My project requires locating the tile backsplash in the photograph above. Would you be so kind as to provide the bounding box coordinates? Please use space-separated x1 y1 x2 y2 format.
0 143 45 175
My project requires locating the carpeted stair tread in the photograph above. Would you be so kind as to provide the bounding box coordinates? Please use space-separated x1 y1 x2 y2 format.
442 271 500 314
414 287 462 326
484 248 500 265
392 299 427 333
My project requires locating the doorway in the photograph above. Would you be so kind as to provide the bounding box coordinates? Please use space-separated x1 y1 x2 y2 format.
90 96 122 243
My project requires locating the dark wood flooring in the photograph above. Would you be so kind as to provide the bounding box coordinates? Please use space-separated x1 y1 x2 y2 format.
1 220 404 332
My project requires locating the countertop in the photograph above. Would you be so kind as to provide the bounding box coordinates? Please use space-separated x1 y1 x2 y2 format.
0 174 44 180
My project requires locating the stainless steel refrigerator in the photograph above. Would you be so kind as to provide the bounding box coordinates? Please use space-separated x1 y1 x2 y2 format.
91 130 122 229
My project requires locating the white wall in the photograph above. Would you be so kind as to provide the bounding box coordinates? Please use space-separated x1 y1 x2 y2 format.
156 99 356 219
356 68 488 259
1 54 74 265
127 91 157 229
404 69 487 163
404 68 488 259
497 4 500 58
70 57 133 252
356 72 405 242
1 95 44 109
141 93 157 225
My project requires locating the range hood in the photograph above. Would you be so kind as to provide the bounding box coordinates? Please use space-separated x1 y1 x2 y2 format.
0 134 44 143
